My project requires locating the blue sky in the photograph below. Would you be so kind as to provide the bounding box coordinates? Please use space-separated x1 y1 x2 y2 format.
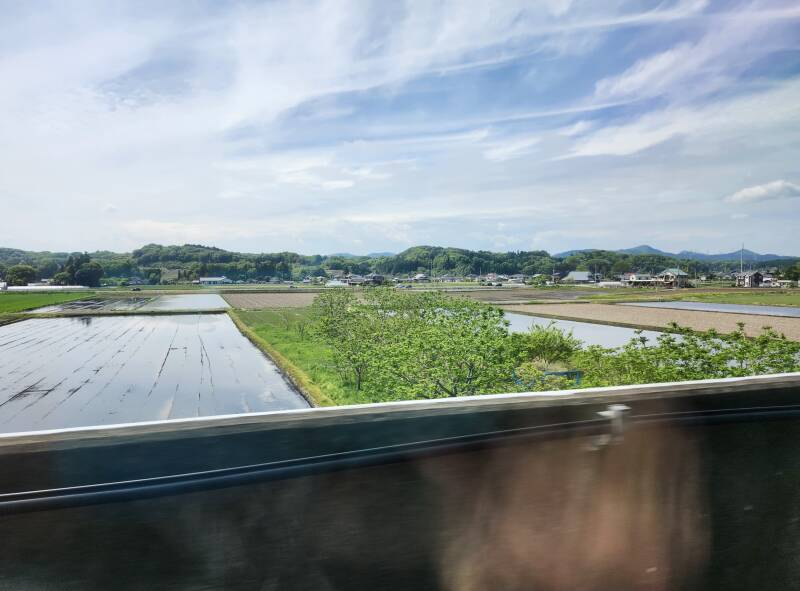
1 0 799 255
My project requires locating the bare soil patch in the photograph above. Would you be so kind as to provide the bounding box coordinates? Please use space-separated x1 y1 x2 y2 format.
224 292 318 309
454 288 596 303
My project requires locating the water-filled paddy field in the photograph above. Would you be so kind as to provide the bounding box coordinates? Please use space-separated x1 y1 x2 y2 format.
504 312 662 347
32 297 150 312
32 294 230 313
0 314 307 433
622 301 800 318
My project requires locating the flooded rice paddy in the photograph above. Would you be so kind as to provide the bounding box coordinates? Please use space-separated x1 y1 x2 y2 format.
139 294 229 311
622 301 800 318
32 294 230 313
504 312 662 348
32 297 150 312
0 314 307 434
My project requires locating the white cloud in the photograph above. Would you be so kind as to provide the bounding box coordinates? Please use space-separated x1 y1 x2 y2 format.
483 136 540 162
1 1 799 255
594 4 800 103
595 43 694 101
558 120 593 136
568 79 800 157
725 180 800 203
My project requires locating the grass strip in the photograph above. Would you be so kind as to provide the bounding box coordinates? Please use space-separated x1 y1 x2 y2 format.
228 309 337 407
0 292 94 313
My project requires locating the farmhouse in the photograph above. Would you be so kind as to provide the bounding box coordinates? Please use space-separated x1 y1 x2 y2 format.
364 273 386 285
734 271 763 288
563 271 592 283
346 274 366 285
657 268 690 288
622 273 655 287
433 275 462 283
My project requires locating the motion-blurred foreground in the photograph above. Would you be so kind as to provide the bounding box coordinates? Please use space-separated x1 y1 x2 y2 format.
0 374 798 590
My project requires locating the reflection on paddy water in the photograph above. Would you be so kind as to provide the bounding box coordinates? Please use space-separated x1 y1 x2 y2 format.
504 312 662 348
32 294 230 313
622 300 800 318
139 294 230 311
0 314 307 433
32 297 150 312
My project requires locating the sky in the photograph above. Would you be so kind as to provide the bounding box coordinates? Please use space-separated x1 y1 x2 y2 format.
1 0 799 256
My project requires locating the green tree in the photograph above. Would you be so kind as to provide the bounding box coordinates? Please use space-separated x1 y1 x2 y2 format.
310 289 373 390
5 264 37 286
312 289 524 399
74 261 104 287
611 259 630 276
61 253 91 282
515 322 582 367
572 323 800 387
51 272 71 286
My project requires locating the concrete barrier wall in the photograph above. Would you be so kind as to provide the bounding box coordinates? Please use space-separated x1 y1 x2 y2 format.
1 373 800 590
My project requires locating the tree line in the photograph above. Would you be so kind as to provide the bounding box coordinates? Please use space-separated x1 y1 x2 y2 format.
1 253 105 287
1 243 798 285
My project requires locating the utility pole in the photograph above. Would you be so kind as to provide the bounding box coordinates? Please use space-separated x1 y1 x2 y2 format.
740 243 744 275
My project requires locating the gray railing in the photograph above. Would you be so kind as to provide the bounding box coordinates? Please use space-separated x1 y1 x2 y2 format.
1 373 800 590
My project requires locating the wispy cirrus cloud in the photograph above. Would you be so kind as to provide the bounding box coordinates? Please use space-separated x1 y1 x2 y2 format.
1 0 800 255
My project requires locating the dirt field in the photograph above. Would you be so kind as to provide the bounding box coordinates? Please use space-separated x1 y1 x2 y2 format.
453 288 599 303
223 292 318 309
502 303 800 341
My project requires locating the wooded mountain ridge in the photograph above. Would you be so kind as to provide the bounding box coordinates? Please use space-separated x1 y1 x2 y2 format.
1 243 796 283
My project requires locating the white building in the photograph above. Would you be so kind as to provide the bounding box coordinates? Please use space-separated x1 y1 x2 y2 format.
199 276 232 285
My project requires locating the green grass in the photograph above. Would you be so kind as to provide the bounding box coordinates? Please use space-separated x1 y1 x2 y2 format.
230 308 364 406
0 292 93 314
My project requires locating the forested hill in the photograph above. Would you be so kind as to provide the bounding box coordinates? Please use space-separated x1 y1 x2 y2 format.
0 244 797 283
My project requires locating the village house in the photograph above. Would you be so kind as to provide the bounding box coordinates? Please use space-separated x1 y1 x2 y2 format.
657 268 690 288
621 273 655 287
364 273 385 285
562 271 592 284
734 271 763 288
432 275 462 283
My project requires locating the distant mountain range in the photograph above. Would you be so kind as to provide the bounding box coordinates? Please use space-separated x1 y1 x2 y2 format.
554 245 795 262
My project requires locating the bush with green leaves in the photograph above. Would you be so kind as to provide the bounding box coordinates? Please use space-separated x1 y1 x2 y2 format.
310 291 800 401
571 322 800 388
311 288 523 399
516 321 582 368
